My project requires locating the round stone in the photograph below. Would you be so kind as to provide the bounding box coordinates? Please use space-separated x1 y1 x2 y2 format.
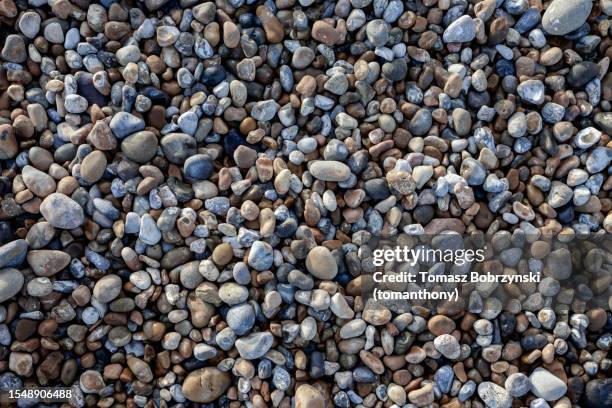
80 150 107 183
160 133 197 164
121 131 158 163
92 274 122 303
184 154 213 180
306 246 338 280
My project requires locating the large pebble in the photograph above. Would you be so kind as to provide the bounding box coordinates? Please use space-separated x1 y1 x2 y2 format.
182 368 231 403
0 268 24 302
542 0 592 35
40 193 85 229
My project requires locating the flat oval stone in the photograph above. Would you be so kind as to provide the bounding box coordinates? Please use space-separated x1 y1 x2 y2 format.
309 161 351 182
93 274 122 303
306 246 338 280
22 165 56 197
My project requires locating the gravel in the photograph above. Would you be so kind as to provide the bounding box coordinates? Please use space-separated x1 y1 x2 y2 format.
0 0 610 406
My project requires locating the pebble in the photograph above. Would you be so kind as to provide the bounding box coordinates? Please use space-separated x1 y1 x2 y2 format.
235 332 273 360
478 382 513 408
182 368 231 403
121 131 158 163
529 368 567 401
443 16 476 43
39 194 85 229
0 269 24 302
306 246 338 280
542 0 592 35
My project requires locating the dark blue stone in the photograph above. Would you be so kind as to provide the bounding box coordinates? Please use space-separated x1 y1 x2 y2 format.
0 222 12 244
183 154 214 180
141 86 169 104
223 130 245 156
521 333 547 350
557 203 575 224
514 7 540 33
238 13 256 28
0 177 11 195
336 273 352 286
496 59 515 76
97 51 117 68
347 150 369 174
202 65 226 86
499 312 516 338
310 351 325 378
76 72 106 107
582 379 612 408
364 178 390 200
276 218 298 238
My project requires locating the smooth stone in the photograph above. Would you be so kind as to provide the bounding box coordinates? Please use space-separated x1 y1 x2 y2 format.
0 268 24 302
547 181 573 208
184 154 213 180
505 372 531 397
247 241 274 271
235 331 274 359
0 124 17 159
443 15 476 43
182 368 231 403
582 379 612 408
160 133 197 164
517 80 545 105
1 34 27 63
121 131 158 163
92 274 122 303
306 246 338 280
27 250 70 276
40 193 85 229
529 368 567 401
251 100 279 121
22 165 56 197
226 303 255 335
542 0 592 36
309 161 351 182
109 112 145 138
80 150 107 183
433 334 460 359
295 384 326 408
0 240 27 268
